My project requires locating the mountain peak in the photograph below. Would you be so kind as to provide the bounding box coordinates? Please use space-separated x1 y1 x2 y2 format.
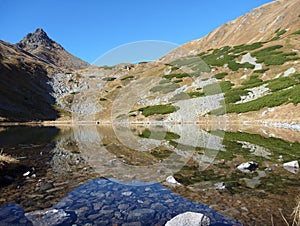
17 28 61 50
16 28 89 69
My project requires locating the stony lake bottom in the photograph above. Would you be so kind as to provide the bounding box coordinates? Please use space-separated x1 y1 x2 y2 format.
0 125 299 225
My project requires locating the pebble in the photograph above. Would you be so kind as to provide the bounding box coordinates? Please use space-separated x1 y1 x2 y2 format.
122 191 133 196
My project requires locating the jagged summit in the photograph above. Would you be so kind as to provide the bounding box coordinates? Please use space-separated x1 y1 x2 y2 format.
16 28 89 69
17 28 62 50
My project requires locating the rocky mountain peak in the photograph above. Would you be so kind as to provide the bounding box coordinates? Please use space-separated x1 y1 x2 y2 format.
17 28 62 50
14 28 89 69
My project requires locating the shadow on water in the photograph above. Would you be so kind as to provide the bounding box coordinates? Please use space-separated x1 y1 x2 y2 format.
0 178 241 226
0 126 60 146
0 126 60 188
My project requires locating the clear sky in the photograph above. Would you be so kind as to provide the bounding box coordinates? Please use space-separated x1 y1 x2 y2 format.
0 0 273 64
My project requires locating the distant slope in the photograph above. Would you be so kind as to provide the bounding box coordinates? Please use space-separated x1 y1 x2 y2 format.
163 0 300 61
17 28 89 70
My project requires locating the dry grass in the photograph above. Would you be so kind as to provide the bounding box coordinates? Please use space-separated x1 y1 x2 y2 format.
0 150 19 165
292 196 300 226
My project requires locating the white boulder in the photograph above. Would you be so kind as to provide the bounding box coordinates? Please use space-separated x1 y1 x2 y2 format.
165 212 210 226
166 176 180 185
283 161 299 174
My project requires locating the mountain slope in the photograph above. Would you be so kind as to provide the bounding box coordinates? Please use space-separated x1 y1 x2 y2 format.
17 28 89 69
0 40 59 121
163 0 300 61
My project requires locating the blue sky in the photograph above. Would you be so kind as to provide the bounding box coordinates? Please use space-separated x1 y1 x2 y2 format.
0 0 273 64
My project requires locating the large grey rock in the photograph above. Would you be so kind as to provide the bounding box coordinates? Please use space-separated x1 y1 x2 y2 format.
165 212 210 226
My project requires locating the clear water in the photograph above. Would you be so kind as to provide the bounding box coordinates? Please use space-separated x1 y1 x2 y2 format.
0 125 299 225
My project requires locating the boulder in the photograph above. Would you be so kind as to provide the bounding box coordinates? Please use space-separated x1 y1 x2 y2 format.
166 176 180 185
165 212 210 226
283 160 299 174
237 161 258 173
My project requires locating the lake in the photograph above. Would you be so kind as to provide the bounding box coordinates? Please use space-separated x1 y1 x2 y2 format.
0 124 299 225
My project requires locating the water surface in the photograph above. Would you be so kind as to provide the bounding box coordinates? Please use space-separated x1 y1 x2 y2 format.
0 125 299 225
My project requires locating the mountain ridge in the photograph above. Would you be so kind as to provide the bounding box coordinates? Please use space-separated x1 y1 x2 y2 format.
162 0 300 62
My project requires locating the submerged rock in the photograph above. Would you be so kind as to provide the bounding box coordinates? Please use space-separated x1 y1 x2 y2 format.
165 211 210 226
237 161 259 173
25 209 77 226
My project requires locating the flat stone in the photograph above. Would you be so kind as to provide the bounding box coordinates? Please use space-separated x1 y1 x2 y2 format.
122 191 133 196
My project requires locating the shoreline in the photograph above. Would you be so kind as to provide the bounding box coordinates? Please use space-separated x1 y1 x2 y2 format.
0 120 300 130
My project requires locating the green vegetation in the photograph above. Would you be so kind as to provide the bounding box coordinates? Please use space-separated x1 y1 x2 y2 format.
293 74 300 80
170 56 211 74
99 98 107 101
121 75 134 81
150 83 180 94
224 132 300 162
70 91 79 95
159 79 171 84
214 72 228 79
231 42 263 54
270 29 287 41
163 73 190 80
102 77 116 81
173 79 183 83
224 88 249 104
199 45 256 71
202 47 237 67
228 61 255 71
267 77 297 92
203 81 234 95
241 75 263 86
253 68 269 73
209 73 300 114
226 84 300 113
292 29 300 35
252 45 297 66
187 92 205 98
139 129 180 140
139 104 178 117
171 66 180 71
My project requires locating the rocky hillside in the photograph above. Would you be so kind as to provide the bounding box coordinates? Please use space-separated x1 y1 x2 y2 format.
0 40 59 121
163 0 300 61
0 29 89 122
0 0 300 124
61 0 299 125
17 28 89 69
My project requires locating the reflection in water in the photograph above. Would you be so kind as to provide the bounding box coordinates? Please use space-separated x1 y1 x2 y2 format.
75 125 225 183
0 125 299 225
0 178 241 225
